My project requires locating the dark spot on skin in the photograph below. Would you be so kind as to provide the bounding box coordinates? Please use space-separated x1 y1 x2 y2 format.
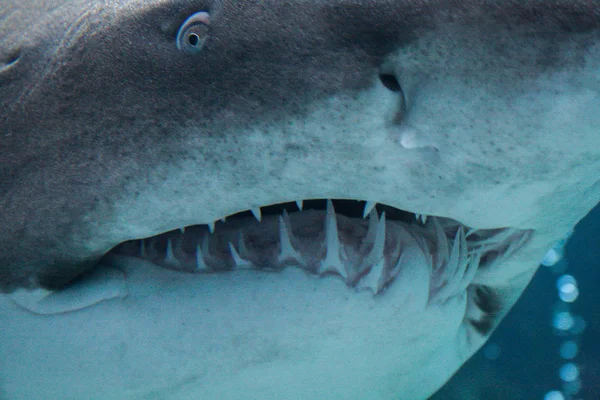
470 317 495 336
469 285 503 336
474 285 502 314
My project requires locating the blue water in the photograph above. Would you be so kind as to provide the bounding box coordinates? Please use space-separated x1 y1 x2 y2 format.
431 204 600 399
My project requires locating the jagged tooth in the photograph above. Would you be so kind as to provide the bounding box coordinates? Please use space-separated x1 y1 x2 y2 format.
444 227 463 280
319 200 347 278
237 232 251 258
296 200 303 210
228 242 253 269
195 243 209 271
362 212 386 269
251 208 262 222
453 227 470 284
208 221 215 234
278 216 303 264
458 251 481 292
359 258 385 294
432 217 449 269
435 246 481 303
325 200 337 236
362 201 377 219
165 239 179 265
282 208 293 231
414 235 433 271
360 208 380 254
139 240 146 258
374 211 386 255
475 228 516 247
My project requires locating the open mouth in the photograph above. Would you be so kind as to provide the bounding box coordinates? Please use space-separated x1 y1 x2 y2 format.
109 199 532 301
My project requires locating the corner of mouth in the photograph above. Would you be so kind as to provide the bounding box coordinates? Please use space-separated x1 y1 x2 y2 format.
107 198 533 301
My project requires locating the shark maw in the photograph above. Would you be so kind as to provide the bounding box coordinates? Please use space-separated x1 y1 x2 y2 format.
1 1 600 399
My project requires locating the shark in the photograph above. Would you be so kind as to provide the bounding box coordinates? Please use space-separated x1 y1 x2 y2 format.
1 0 599 398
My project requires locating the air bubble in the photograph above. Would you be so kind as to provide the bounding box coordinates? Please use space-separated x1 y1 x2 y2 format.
559 340 578 360
543 390 564 400
542 248 561 266
559 363 579 382
557 274 579 303
483 343 501 360
553 311 574 331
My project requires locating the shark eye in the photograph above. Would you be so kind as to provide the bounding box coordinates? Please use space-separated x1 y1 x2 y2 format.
176 11 211 54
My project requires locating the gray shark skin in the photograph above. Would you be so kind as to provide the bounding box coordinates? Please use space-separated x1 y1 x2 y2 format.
1 0 600 399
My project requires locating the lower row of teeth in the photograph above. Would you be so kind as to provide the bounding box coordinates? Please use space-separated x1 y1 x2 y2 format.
114 200 531 298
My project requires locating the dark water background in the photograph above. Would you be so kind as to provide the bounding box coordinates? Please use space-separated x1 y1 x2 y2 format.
431 204 600 400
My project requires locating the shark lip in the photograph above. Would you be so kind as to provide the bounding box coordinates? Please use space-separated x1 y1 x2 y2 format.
108 199 532 299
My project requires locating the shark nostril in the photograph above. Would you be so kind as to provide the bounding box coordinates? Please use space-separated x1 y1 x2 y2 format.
379 73 402 93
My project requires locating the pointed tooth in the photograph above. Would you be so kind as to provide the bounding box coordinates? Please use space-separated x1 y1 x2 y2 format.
282 209 293 230
452 227 470 286
208 221 215 234
414 235 433 271
362 201 377 219
432 217 449 269
415 213 421 221
373 212 387 260
435 242 479 303
319 200 347 278
237 232 251 258
444 227 463 280
474 228 516 247
359 258 386 294
278 216 303 264
195 244 209 271
228 242 253 269
360 208 379 253
296 200 303 210
456 251 481 293
421 214 428 224
251 207 262 222
362 212 386 270
221 217 227 223
180 227 185 234
165 239 179 265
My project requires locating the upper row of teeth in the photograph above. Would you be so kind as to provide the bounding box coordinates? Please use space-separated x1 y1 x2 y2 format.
179 200 429 234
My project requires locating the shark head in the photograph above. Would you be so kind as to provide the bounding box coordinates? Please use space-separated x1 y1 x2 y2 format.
1 0 600 398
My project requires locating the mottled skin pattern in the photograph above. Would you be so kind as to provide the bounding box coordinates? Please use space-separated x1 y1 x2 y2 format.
1 1 600 399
